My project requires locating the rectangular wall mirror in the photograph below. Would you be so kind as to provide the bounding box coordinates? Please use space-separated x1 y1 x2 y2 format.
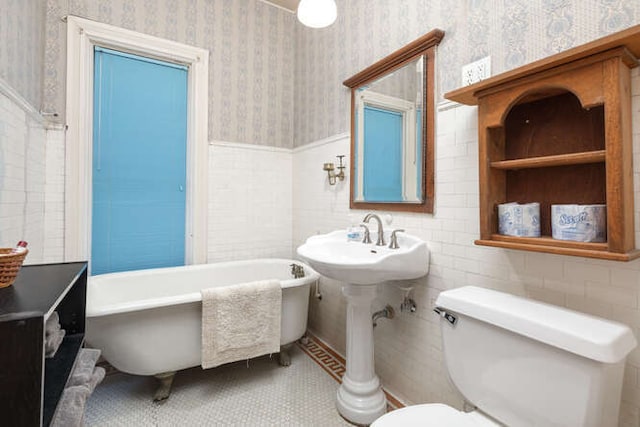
344 29 444 213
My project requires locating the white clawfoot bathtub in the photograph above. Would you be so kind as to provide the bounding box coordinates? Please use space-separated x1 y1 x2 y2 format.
85 259 318 376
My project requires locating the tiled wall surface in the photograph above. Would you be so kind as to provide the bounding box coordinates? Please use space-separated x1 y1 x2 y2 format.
208 142 293 262
295 70 640 427
0 89 46 263
43 128 65 263
38 137 294 266
292 135 351 356
292 134 351 242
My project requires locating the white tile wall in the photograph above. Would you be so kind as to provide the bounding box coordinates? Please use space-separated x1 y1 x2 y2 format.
208 141 293 262
292 134 351 355
293 68 640 427
292 134 351 243
0 89 46 264
39 138 295 266
43 127 65 262
23 119 46 263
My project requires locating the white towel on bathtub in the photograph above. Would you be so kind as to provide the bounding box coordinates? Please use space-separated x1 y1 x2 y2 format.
201 280 281 369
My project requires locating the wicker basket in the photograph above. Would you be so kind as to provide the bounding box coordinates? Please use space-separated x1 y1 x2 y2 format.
0 248 28 288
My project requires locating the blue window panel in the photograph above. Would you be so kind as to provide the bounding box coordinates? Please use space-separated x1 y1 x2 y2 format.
92 47 188 275
363 106 403 202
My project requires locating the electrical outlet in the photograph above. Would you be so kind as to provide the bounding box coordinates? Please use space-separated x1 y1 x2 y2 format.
461 56 491 86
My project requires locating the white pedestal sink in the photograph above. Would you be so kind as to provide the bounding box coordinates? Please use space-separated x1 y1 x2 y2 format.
297 230 430 425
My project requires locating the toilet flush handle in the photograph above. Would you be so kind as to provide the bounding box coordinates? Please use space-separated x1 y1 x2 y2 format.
433 307 457 326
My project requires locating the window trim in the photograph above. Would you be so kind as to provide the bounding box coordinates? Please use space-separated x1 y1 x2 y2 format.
355 90 418 202
64 16 209 268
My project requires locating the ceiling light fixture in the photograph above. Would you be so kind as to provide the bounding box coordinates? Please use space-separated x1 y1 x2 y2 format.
297 0 337 29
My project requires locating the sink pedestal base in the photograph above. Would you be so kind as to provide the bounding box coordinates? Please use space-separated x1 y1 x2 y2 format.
336 284 386 425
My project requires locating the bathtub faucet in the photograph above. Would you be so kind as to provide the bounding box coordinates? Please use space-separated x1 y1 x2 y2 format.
363 213 385 246
290 263 305 279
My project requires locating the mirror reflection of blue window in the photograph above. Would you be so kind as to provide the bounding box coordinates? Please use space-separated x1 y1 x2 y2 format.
363 106 403 201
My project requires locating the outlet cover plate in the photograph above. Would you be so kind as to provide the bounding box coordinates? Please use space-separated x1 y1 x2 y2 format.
461 56 491 86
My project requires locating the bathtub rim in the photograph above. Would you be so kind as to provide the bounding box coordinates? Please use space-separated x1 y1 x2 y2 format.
86 258 319 318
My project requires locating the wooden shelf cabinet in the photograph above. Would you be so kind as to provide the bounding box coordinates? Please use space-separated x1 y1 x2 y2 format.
490 150 606 170
0 262 88 426
445 25 640 260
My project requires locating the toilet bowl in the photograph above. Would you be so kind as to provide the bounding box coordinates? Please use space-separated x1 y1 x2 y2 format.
372 404 500 426
372 286 637 427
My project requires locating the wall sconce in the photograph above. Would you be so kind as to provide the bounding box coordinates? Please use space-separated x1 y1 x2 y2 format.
323 155 345 185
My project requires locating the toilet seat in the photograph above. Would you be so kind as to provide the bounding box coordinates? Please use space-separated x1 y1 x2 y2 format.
371 403 501 427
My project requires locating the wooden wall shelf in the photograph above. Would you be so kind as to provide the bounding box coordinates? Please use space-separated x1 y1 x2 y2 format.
490 150 605 170
445 25 640 261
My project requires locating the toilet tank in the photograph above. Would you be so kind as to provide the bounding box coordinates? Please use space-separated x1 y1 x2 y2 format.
435 286 637 427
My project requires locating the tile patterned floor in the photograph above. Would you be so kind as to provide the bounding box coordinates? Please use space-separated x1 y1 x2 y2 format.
86 340 353 426
297 336 346 384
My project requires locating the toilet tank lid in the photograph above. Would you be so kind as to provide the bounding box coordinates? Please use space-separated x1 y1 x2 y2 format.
435 286 637 363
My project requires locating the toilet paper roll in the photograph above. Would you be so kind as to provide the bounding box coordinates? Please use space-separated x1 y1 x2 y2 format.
551 204 606 243
498 202 540 237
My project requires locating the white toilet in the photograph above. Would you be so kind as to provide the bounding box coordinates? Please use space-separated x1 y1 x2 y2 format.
372 286 637 427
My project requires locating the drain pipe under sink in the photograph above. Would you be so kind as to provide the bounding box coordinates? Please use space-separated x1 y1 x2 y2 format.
372 305 395 327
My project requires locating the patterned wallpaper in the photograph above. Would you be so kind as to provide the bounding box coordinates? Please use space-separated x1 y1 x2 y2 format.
293 0 640 147
44 0 295 148
7 0 638 148
0 0 46 108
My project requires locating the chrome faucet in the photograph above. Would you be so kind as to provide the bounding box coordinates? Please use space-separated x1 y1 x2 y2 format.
388 229 405 249
360 224 372 244
363 213 385 246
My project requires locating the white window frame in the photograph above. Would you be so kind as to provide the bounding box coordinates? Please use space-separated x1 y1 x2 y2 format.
355 90 418 202
65 16 209 267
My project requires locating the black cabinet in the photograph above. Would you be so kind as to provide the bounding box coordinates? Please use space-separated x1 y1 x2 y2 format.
0 262 88 426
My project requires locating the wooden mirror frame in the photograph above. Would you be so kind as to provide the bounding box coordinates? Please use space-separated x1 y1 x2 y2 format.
343 29 444 214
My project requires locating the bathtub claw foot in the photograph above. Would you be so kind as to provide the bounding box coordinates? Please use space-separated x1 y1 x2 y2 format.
153 371 176 402
278 344 293 367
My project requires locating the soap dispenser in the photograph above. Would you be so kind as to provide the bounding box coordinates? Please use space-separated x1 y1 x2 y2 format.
346 214 362 242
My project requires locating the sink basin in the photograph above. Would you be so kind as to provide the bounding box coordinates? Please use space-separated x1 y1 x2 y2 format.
297 230 429 285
